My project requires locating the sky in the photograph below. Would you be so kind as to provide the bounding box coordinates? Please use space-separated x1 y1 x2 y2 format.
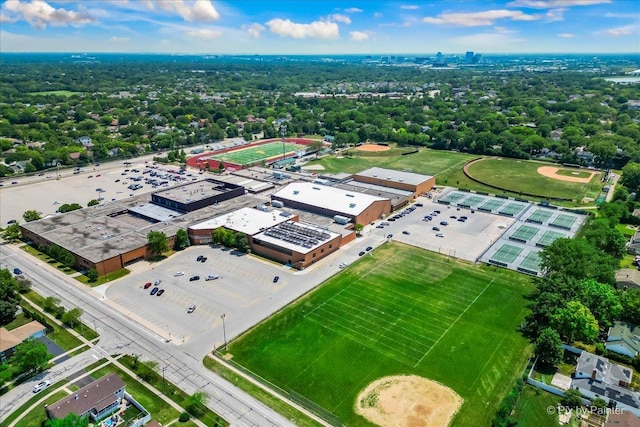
0 0 638 54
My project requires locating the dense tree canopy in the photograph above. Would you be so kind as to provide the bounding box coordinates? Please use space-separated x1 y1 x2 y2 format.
147 231 169 256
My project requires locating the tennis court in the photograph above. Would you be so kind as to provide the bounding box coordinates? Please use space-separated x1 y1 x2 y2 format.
499 202 526 217
509 225 540 243
526 208 553 224
518 252 541 274
439 191 468 205
210 141 306 166
458 195 485 208
489 244 523 266
550 213 577 230
536 230 568 247
478 199 505 212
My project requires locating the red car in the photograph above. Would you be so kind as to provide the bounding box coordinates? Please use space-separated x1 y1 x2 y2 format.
144 282 152 289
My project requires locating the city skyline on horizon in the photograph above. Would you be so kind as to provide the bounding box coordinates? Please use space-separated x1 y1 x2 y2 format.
0 0 638 55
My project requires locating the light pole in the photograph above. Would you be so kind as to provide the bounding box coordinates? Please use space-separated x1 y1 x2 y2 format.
221 313 227 350
162 366 166 394
280 124 287 161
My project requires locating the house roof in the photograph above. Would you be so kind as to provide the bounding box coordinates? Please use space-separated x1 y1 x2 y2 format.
0 321 46 353
47 373 125 419
607 321 640 356
577 351 634 385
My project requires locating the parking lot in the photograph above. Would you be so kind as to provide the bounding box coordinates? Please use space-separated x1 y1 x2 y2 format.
374 197 515 262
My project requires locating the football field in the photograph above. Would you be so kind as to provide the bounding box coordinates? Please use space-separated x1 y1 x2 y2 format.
226 243 533 426
209 141 306 166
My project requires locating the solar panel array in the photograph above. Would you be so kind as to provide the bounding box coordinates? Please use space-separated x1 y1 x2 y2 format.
263 222 332 249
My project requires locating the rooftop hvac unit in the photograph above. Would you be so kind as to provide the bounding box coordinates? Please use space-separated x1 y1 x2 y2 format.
349 203 356 208
272 200 284 208
312 186 321 190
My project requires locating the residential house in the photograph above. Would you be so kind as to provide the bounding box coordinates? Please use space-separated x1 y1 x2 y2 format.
607 321 640 358
78 136 93 147
572 351 640 417
46 373 126 421
0 321 47 363
628 231 640 255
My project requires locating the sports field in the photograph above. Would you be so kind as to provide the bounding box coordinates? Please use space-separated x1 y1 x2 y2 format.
466 158 603 201
210 141 306 166
226 243 533 426
307 147 476 175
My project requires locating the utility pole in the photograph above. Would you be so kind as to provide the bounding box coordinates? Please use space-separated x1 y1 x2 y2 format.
162 366 166 394
221 313 227 350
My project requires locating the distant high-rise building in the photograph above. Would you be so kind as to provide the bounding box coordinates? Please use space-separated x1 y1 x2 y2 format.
433 51 447 68
465 51 474 63
472 53 482 64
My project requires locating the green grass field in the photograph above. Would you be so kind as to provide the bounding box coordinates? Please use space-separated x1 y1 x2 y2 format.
27 90 81 97
226 242 533 426
466 158 603 201
211 142 306 166
512 386 562 427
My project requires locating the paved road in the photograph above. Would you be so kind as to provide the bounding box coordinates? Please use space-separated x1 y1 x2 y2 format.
0 243 295 427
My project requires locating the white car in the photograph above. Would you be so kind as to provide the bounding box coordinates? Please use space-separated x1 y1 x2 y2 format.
173 271 184 277
205 274 220 281
339 263 348 269
33 380 51 393
154 279 162 285
187 305 196 314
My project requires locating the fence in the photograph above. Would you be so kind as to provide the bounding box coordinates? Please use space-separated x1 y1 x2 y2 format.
220 355 342 426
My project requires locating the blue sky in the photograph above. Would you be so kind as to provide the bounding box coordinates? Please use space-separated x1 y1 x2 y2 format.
0 0 638 54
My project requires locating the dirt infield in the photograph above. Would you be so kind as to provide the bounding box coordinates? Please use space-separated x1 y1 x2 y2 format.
537 166 597 183
355 144 391 152
355 375 463 427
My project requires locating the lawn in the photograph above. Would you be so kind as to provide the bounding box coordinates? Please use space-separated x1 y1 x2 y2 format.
306 147 475 175
75 267 130 287
512 385 561 427
225 242 534 426
21 291 83 350
14 389 69 427
466 158 604 201
21 245 76 275
28 90 81 97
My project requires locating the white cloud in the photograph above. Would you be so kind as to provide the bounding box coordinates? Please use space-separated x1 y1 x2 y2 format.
604 12 638 19
349 30 371 41
3 0 95 29
506 0 610 8
557 32 575 38
373 12 383 18
0 12 18 23
328 14 351 24
266 18 339 39
452 31 526 50
185 28 221 39
344 7 363 13
423 9 541 27
150 0 219 23
400 5 420 10
243 23 265 39
109 36 131 43
601 24 639 37
545 8 565 22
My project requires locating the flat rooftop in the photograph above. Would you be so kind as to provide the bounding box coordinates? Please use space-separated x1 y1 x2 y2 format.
253 221 341 254
355 167 434 186
272 182 388 217
129 202 183 222
190 207 292 236
153 179 240 204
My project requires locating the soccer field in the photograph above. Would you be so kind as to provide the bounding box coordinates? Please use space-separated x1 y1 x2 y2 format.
210 141 306 166
226 243 533 426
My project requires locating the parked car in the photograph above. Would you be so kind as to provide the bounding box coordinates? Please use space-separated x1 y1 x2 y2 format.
33 380 51 393
440 221 449 226
432 226 440 231
7 219 17 224
200 257 207 263
339 262 348 269
13 268 22 275
205 274 220 281
150 287 159 295
154 279 162 285
273 276 280 283
457 218 466 222
436 233 445 238
144 282 152 289
416 203 424 207
402 230 410 235
189 275 200 281
188 305 196 313
156 289 164 296
387 234 393 238
376 225 384 229
196 255 203 261
359 251 366 256
366 246 373 251
174 271 184 277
